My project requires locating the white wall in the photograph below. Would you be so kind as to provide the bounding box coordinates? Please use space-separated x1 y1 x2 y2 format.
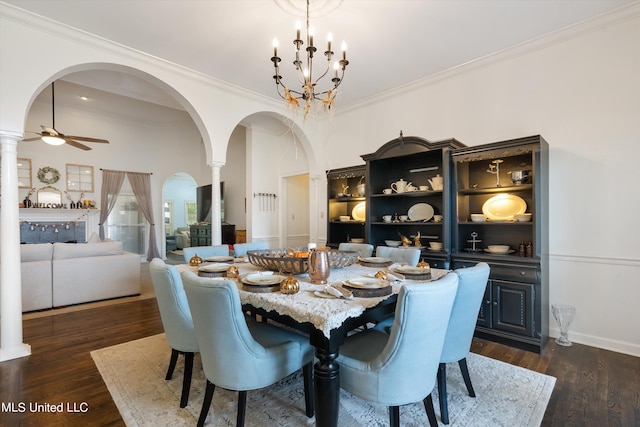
247 120 310 247
221 126 247 230
322 10 640 356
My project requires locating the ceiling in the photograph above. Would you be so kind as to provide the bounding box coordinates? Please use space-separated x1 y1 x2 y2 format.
4 0 635 111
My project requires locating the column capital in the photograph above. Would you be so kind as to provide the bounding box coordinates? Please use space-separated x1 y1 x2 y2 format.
0 130 23 147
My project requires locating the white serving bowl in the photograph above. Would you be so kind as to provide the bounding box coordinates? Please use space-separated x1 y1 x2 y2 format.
470 214 485 222
488 245 510 252
385 240 401 247
515 213 532 222
339 215 350 222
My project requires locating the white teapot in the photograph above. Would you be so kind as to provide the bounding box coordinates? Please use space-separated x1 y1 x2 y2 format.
428 174 444 191
391 179 410 193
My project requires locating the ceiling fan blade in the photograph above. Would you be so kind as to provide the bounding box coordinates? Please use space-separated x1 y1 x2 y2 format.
22 136 43 142
64 138 92 151
65 135 110 144
41 125 58 135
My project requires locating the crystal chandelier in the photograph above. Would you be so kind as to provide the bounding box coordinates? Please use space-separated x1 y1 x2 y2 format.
271 0 349 118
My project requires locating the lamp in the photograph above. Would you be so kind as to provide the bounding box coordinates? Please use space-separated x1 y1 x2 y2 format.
41 131 65 146
271 0 349 118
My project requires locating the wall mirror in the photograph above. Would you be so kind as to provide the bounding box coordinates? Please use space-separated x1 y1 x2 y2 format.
18 158 32 189
37 185 62 205
66 164 94 192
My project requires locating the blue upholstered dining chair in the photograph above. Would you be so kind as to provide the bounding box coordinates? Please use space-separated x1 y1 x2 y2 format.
336 273 459 427
375 246 421 266
338 242 374 258
232 241 269 257
149 258 199 408
437 262 490 424
181 270 315 427
182 245 230 263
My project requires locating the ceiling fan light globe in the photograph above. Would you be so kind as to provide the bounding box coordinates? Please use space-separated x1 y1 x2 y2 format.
42 135 65 145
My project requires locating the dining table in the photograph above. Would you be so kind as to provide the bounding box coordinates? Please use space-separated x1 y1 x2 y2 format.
178 259 448 427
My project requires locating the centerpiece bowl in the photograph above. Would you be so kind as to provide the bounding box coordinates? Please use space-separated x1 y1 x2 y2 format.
247 248 359 275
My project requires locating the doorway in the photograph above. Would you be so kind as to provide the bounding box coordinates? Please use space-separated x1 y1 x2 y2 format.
284 174 310 247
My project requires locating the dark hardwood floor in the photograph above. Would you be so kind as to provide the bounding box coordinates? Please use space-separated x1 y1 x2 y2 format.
1 262 638 426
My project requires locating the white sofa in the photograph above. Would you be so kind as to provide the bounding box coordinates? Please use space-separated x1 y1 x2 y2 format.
20 243 54 312
16 241 140 312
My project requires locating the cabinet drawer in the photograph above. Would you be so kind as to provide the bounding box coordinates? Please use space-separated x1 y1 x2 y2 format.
452 260 538 284
490 264 538 284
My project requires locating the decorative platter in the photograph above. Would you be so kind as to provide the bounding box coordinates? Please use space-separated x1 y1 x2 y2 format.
389 265 432 280
481 194 526 221
360 257 391 264
199 263 231 272
240 273 285 293
241 273 285 286
345 277 388 289
205 255 234 263
407 203 434 221
351 202 366 222
343 277 392 297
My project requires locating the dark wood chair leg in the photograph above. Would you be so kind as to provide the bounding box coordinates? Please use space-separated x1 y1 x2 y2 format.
459 358 476 397
197 380 215 427
423 393 439 427
237 390 247 427
166 348 179 380
388 406 400 427
438 362 449 424
180 352 194 408
303 362 315 417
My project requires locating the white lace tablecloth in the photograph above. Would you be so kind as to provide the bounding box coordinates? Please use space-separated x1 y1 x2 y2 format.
178 262 448 338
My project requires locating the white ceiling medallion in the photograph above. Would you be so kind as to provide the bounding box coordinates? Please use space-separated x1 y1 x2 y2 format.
274 0 343 18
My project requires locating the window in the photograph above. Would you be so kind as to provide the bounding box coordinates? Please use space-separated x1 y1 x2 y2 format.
107 179 145 255
164 201 174 235
185 201 197 225
66 164 94 192
18 158 32 189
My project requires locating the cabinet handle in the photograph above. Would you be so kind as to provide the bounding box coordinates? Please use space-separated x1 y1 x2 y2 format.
485 300 491 305
493 301 498 306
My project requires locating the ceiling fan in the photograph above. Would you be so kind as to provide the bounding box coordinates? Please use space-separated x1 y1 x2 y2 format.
22 81 110 151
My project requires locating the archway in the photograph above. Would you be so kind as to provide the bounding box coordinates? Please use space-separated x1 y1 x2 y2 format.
162 172 197 257
223 111 319 249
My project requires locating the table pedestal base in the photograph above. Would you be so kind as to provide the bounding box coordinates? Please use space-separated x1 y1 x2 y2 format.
314 347 340 427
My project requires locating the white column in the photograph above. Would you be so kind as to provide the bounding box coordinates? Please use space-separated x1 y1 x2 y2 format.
0 131 31 361
210 162 224 245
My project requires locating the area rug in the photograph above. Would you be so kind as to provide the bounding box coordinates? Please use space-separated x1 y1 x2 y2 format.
91 334 555 427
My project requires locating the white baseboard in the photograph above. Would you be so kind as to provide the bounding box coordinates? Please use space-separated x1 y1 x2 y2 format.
549 326 640 358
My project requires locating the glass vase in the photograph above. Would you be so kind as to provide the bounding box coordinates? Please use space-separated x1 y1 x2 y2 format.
552 304 576 347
